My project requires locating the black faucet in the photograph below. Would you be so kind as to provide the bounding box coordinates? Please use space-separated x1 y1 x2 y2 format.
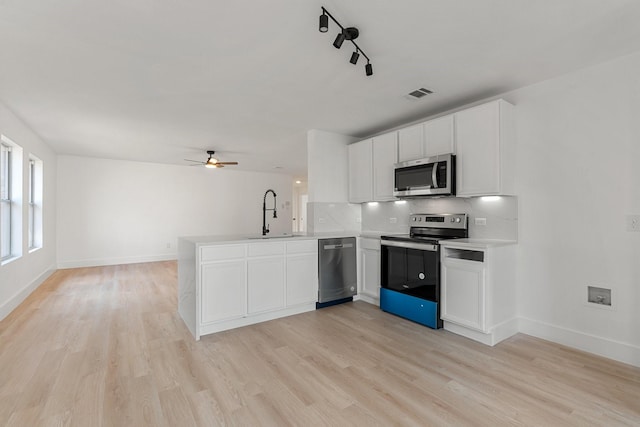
262 189 277 236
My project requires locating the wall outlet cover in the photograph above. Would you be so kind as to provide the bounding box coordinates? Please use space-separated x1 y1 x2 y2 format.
588 286 611 306
475 217 487 226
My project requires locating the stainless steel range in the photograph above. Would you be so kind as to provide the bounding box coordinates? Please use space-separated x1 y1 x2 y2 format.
380 213 468 329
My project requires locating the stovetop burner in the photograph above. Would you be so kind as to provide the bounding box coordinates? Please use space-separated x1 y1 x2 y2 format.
381 213 468 243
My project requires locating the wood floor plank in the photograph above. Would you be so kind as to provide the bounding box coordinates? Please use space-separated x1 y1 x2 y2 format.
0 261 639 426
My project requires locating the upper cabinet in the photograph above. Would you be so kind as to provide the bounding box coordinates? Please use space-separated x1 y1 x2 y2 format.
424 115 455 157
398 114 455 162
348 139 373 203
455 99 516 197
349 132 398 203
372 132 398 201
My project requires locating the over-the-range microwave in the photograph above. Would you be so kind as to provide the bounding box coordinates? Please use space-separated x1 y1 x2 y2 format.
393 153 456 197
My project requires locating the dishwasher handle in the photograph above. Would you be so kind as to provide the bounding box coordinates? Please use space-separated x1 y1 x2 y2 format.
323 243 354 250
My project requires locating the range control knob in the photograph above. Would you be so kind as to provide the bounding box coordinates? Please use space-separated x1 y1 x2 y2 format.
412 217 417 221
456 218 461 223
450 217 455 222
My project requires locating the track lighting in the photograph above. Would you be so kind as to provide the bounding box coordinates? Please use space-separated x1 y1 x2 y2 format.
318 7 373 77
350 50 360 65
319 11 328 33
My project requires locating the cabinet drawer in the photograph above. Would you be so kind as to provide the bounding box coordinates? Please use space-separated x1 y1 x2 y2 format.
379 288 439 329
286 239 317 254
247 242 285 257
201 244 245 262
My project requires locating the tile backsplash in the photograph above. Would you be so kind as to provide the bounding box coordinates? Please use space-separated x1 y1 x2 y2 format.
362 196 518 240
307 202 362 234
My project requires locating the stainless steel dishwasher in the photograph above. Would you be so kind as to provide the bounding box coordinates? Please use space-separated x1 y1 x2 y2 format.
317 237 357 308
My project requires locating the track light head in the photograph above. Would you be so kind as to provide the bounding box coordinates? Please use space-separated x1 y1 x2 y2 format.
365 62 373 76
350 51 360 65
319 12 328 33
333 32 346 49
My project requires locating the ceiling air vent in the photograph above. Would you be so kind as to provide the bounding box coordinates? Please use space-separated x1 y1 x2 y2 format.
406 87 434 100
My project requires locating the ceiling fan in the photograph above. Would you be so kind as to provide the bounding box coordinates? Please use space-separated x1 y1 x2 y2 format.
184 150 238 168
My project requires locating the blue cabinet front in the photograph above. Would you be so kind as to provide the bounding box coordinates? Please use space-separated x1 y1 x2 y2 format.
379 288 440 329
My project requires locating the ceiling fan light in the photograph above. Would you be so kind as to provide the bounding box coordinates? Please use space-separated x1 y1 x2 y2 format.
205 163 216 169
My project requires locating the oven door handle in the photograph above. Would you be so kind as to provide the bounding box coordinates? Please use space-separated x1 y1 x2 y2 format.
381 240 438 251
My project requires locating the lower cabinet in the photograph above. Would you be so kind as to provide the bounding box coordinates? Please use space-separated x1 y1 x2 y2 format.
286 252 318 306
247 257 285 314
201 260 246 323
440 242 516 346
196 239 318 339
359 237 381 303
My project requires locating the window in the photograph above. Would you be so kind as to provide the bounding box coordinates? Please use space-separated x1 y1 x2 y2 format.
28 155 43 251
0 143 11 260
0 135 22 263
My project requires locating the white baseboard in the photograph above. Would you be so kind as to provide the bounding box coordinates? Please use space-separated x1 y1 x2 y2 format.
57 253 177 269
519 317 640 368
443 317 519 347
0 264 55 321
355 293 379 306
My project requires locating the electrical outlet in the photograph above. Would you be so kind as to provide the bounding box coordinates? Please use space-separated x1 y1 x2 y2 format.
389 217 397 224
475 217 487 226
626 215 640 232
318 217 326 224
588 286 611 306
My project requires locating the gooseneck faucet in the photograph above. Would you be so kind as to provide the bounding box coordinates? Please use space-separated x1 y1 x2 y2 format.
262 189 277 236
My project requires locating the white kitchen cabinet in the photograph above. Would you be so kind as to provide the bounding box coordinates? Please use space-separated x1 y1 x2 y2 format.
440 241 517 346
247 257 285 314
201 260 246 324
179 237 322 340
455 99 516 197
286 239 318 306
372 131 398 201
359 237 381 304
424 115 455 157
348 139 373 203
398 123 424 162
441 254 485 331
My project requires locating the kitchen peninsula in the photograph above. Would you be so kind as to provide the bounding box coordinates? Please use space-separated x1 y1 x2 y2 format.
178 234 351 340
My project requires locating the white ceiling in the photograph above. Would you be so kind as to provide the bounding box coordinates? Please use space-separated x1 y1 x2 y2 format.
2 0 640 179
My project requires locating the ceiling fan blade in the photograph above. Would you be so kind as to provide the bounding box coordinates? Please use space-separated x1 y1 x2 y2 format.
184 159 204 163
189 164 204 166
217 162 238 165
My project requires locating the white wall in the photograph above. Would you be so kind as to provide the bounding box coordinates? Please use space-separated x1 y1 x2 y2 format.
57 155 294 268
307 129 355 203
506 51 640 365
0 101 57 321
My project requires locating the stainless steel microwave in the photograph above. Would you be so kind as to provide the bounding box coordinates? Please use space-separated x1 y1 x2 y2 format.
393 153 456 197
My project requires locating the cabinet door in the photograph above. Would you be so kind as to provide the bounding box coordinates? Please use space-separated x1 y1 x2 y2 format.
348 139 373 203
398 123 424 162
201 260 246 323
361 248 381 298
441 260 486 331
424 115 455 156
372 131 398 201
286 253 318 306
247 257 285 314
455 101 500 196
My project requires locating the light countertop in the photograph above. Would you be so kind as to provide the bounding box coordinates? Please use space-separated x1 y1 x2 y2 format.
179 232 359 246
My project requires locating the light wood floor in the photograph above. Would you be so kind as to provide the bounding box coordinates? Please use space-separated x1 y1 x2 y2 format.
1 262 639 426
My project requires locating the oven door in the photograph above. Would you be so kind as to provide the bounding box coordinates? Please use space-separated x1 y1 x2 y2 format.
381 240 440 302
